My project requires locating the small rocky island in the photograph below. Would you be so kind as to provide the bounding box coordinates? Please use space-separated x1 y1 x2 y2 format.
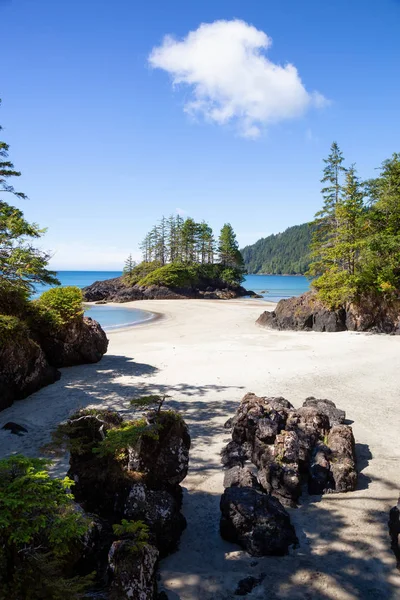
257 291 400 334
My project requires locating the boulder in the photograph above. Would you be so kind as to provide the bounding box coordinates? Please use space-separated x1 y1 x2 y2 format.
221 440 250 469
260 430 302 507
0 336 60 411
286 407 330 466
346 297 400 334
256 292 346 332
389 498 400 567
220 486 297 556
37 316 108 368
327 425 357 492
303 397 346 427
108 540 159 600
124 482 186 556
308 442 332 495
128 411 191 488
223 465 260 490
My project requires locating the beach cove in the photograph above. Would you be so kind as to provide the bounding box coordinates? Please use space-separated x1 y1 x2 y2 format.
0 298 399 598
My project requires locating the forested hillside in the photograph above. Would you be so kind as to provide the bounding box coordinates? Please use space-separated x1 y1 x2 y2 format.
241 223 312 274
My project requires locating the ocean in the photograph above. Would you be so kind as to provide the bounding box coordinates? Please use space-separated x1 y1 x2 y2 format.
33 271 310 331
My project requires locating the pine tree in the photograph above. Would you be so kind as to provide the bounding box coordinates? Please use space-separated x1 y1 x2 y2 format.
0 100 59 295
123 254 136 275
218 223 244 268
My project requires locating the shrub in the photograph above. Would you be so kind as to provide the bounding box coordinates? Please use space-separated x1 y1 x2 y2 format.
36 286 84 326
0 315 28 346
93 419 160 459
0 282 29 317
0 455 92 599
123 260 163 286
112 520 149 552
138 263 200 288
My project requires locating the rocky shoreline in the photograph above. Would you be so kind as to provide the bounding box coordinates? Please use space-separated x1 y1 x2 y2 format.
83 275 252 303
257 291 400 334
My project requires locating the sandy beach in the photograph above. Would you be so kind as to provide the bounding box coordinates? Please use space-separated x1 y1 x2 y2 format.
1 298 400 599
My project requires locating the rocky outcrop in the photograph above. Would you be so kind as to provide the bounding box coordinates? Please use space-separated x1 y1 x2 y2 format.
257 292 346 332
83 275 250 303
220 486 298 556
389 498 400 568
257 291 400 334
0 336 60 411
59 406 190 594
35 316 108 368
222 393 357 508
0 316 108 413
108 540 159 600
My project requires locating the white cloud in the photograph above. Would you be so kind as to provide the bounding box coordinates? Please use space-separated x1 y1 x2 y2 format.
175 207 187 216
149 19 328 138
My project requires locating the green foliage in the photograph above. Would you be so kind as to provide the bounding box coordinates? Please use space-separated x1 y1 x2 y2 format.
218 223 244 269
0 100 59 295
123 260 163 285
112 520 149 552
0 455 91 599
93 419 159 458
0 314 28 345
130 394 169 413
308 146 400 306
137 262 244 289
36 286 84 326
123 253 137 277
241 223 312 274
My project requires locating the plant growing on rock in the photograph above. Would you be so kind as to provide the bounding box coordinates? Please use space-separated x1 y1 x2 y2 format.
112 520 150 552
0 454 93 599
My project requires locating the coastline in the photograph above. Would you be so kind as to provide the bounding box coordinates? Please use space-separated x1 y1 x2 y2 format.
0 298 399 598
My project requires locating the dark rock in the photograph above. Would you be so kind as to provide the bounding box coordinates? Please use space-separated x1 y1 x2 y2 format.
220 486 297 556
108 540 159 600
124 482 186 557
286 407 330 466
0 336 60 411
327 425 357 492
257 291 400 334
37 316 108 368
256 292 347 332
231 393 292 449
223 465 260 490
221 440 250 468
251 294 263 299
128 411 190 488
2 422 28 435
83 276 251 303
389 498 400 567
235 575 264 596
303 397 346 427
158 593 169 600
259 430 302 507
308 442 332 495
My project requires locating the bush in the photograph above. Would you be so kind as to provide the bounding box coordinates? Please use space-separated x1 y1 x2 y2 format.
36 286 84 326
0 315 28 346
123 260 163 286
0 282 29 317
137 262 244 289
0 455 92 599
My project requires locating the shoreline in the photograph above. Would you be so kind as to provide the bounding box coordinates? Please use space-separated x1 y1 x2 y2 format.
0 298 399 598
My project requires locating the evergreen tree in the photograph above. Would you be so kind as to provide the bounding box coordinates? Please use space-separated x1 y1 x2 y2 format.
218 223 244 268
181 217 197 263
123 253 136 275
0 100 58 295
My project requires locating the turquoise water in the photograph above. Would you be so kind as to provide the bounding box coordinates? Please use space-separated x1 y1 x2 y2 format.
33 271 310 330
244 274 310 301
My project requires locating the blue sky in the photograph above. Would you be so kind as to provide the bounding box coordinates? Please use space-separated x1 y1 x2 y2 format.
1 0 400 269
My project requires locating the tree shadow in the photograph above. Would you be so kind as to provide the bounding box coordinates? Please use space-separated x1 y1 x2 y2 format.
159 477 399 599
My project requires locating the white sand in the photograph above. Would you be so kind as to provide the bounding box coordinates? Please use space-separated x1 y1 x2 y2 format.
1 298 400 599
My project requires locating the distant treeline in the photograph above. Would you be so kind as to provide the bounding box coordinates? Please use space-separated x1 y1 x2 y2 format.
241 223 312 275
